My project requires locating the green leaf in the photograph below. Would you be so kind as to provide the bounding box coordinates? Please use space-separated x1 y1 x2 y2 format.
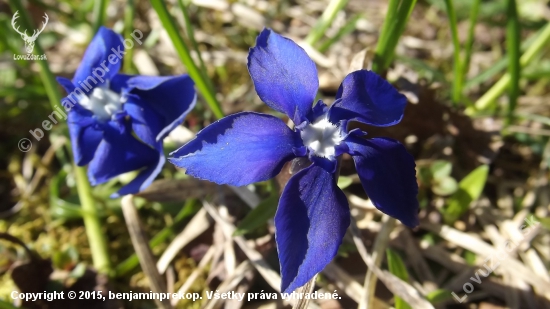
432 176 458 196
337 176 353 190
536 216 550 231
233 194 278 236
53 245 79 270
0 299 20 309
443 165 489 224
430 160 453 179
386 249 412 309
426 289 453 304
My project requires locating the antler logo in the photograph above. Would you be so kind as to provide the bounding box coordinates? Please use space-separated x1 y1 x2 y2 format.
11 11 49 54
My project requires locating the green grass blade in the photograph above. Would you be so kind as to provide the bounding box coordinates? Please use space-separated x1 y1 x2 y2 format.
318 13 362 53
505 0 520 124
305 0 349 46
92 0 108 34
444 0 462 105
177 0 215 95
233 194 278 236
464 25 541 90
461 0 480 82
373 0 418 73
375 0 400 65
150 0 224 119
123 0 136 73
386 249 412 309
425 289 453 304
473 22 550 112
456 0 480 107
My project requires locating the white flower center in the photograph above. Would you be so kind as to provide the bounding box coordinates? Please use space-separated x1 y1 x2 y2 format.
79 87 122 121
300 116 343 159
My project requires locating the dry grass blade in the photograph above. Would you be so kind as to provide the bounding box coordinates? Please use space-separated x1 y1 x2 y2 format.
322 263 390 308
171 246 216 306
203 260 253 309
350 220 435 309
121 195 171 309
360 216 395 309
136 178 219 202
157 207 210 274
420 222 550 293
201 201 322 308
292 274 317 309
201 201 281 291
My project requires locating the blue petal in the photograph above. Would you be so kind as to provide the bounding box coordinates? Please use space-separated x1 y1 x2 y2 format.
169 112 302 186
88 120 161 187
67 106 103 166
124 75 196 147
275 164 350 293
109 73 132 93
346 136 419 227
56 77 76 94
73 27 123 89
329 70 407 127
248 29 318 124
111 153 165 198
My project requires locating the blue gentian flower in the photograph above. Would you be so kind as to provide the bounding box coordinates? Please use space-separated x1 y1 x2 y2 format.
56 27 196 197
169 29 418 292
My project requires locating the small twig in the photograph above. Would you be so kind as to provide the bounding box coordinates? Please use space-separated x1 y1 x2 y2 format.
293 274 318 309
360 215 396 309
121 195 171 309
156 207 210 274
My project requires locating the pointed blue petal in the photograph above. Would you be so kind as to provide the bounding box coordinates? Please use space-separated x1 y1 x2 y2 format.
111 153 165 198
124 74 196 146
56 77 76 94
248 29 318 124
275 165 350 293
67 106 103 166
73 27 123 89
169 112 302 186
109 73 132 93
329 70 407 127
88 121 161 186
346 136 419 227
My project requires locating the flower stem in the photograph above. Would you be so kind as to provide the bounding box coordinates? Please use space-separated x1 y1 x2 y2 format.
74 165 112 274
8 1 112 275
